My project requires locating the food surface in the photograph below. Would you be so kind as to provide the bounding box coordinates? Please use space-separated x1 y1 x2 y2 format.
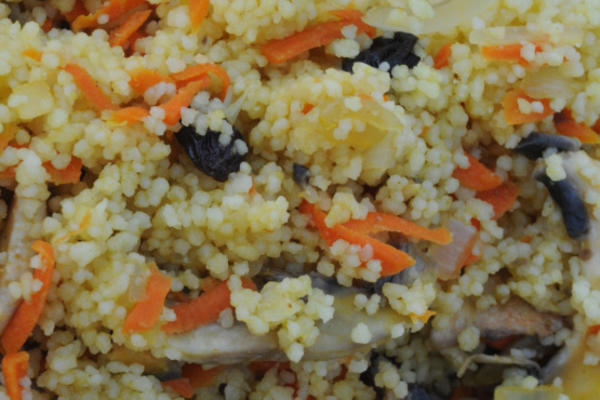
0 0 599 399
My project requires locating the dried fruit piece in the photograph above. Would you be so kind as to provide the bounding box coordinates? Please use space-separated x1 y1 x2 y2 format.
342 32 420 73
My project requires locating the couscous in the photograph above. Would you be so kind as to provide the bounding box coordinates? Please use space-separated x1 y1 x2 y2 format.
0 0 599 399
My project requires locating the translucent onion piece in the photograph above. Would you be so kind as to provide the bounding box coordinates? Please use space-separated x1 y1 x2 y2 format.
364 0 496 35
429 218 478 280
519 68 574 99
469 26 584 46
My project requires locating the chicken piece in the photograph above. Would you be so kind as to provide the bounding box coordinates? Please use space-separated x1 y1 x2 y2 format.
0 195 46 332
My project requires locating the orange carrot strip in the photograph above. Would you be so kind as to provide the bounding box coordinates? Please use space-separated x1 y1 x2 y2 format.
161 77 210 125
2 351 29 400
64 0 88 23
482 44 524 61
44 156 82 185
72 0 146 31
55 210 91 244
182 364 222 388
588 324 600 336
110 106 150 124
554 109 600 144
502 89 552 125
343 212 452 245
409 310 436 324
260 10 374 64
189 0 210 32
162 378 194 398
301 104 314 114
1 241 54 354
109 9 152 48
128 67 174 95
476 180 520 219
433 43 452 69
170 63 230 101
452 153 503 192
299 201 415 277
22 49 42 62
63 63 116 112
162 278 256 334
328 9 376 38
123 267 172 333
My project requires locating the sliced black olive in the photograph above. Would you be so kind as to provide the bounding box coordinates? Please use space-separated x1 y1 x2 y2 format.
175 125 247 182
536 171 590 239
342 32 420 73
514 132 581 160
292 163 311 186
359 352 386 400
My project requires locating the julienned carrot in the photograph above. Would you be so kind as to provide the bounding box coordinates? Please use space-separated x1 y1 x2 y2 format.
588 324 600 336
301 104 314 114
1 241 54 354
110 106 150 123
2 351 29 400
452 153 503 192
170 63 230 101
260 9 374 64
161 77 210 125
476 180 520 219
71 0 146 31
63 63 116 112
162 378 194 398
327 9 376 38
299 201 415 276
22 49 42 62
63 0 88 24
482 43 542 66
123 267 172 333
433 43 452 69
554 109 600 144
44 156 82 185
162 278 256 334
503 89 552 125
109 9 152 48
189 0 210 32
343 212 452 245
128 67 174 94
182 364 222 388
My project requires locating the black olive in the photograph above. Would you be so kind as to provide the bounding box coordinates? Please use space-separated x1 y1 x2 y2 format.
536 172 590 239
292 163 310 186
175 125 247 182
359 352 386 400
342 32 420 73
407 386 439 400
514 132 581 160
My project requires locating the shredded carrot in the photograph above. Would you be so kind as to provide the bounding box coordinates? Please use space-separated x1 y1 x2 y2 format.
433 43 452 69
588 324 600 336
553 109 600 144
409 310 436 324
72 0 147 31
22 49 42 62
123 266 172 333
182 364 222 388
63 63 116 112
162 278 256 334
162 378 194 398
189 0 210 32
299 201 415 277
0 125 17 154
260 9 374 64
55 210 91 244
502 89 552 125
170 63 230 101
109 9 152 48
1 241 54 354
343 212 452 245
482 43 542 67
128 67 173 95
327 9 376 38
127 30 145 54
110 106 150 124
476 180 520 219
41 18 53 33
301 104 314 114
2 351 29 400
64 0 88 23
161 77 210 125
452 153 503 192
44 156 82 185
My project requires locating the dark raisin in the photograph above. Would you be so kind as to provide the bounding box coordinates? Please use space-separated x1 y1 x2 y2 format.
292 163 310 186
536 172 589 239
175 125 247 182
514 132 581 160
342 32 420 73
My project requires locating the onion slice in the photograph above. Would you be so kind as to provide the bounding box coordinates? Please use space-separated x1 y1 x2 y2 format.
428 218 478 280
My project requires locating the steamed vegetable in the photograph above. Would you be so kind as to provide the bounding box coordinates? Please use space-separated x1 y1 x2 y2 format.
452 153 503 191
433 43 452 69
63 63 116 112
72 0 146 32
189 0 210 31
554 109 600 144
171 63 230 101
108 9 152 48
429 218 478 280
503 90 552 125
123 267 172 333
476 180 520 219
2 351 29 400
